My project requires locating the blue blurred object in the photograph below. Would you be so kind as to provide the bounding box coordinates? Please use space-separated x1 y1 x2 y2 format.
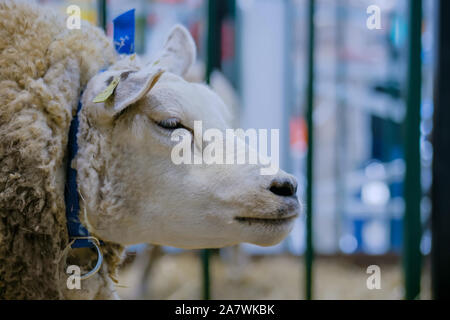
353 219 365 252
390 218 403 252
113 9 135 54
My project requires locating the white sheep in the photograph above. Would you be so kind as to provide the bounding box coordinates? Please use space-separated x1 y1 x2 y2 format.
0 0 299 299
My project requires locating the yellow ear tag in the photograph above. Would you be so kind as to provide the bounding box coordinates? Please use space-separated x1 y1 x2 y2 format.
130 53 136 61
92 76 120 103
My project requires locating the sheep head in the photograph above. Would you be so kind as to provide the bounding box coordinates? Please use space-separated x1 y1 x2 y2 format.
76 25 300 249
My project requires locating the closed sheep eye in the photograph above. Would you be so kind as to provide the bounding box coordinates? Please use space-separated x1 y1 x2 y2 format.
155 117 185 130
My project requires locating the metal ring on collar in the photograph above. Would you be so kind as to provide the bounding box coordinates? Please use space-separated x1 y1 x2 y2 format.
69 236 103 281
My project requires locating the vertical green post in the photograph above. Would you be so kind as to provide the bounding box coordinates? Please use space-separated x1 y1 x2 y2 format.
305 0 315 301
403 0 422 300
201 249 210 300
97 0 107 31
432 0 450 300
202 0 220 301
206 0 218 84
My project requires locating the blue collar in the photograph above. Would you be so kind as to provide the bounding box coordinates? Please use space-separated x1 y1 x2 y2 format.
64 97 92 248
64 9 135 249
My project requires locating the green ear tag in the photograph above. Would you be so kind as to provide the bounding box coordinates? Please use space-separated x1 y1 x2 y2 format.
92 76 120 103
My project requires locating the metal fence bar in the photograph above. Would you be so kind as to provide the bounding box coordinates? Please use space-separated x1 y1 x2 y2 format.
97 0 107 31
403 0 422 300
201 249 211 300
201 0 221 300
305 0 316 301
431 0 450 300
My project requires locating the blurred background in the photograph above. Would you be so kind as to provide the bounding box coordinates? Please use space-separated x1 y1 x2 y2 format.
38 0 450 300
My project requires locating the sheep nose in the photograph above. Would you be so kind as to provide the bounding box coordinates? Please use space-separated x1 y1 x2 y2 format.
269 178 298 197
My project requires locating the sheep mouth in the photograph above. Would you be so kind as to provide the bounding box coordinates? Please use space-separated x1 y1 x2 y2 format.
234 214 298 225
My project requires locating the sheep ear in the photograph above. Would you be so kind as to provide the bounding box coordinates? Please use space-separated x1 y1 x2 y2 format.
110 66 164 116
151 24 196 76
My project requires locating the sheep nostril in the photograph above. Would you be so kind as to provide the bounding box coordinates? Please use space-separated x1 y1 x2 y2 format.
269 179 297 197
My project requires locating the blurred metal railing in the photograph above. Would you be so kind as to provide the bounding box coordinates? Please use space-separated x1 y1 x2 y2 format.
201 0 219 301
432 0 450 300
403 0 422 300
305 0 316 301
